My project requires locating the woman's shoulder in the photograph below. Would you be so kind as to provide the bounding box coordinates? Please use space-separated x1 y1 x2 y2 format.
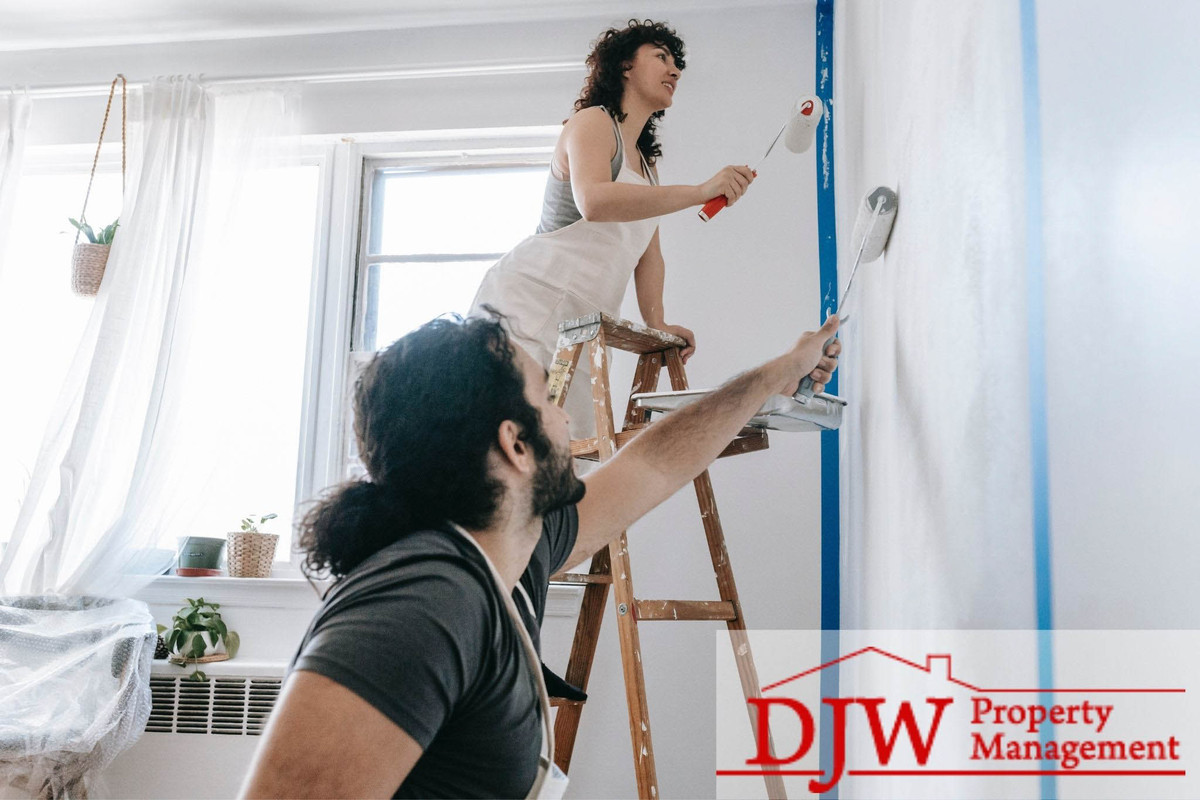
565 105 615 132
562 106 619 158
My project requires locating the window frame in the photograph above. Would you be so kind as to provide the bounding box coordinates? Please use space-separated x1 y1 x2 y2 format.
353 155 552 352
298 129 557 561
7 128 561 584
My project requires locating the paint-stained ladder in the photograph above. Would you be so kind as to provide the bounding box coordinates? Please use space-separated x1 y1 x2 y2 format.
546 312 787 800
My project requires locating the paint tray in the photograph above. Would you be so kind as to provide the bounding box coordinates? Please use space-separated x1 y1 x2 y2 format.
631 390 845 432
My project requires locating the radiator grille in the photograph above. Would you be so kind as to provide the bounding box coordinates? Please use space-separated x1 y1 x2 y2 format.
147 675 282 735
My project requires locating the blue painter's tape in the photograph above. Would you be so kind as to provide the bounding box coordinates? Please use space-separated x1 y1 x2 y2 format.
814 1 839 798
1019 0 1056 797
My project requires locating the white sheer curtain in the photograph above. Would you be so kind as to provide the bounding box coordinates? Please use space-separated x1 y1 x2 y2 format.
0 90 31 283
0 77 299 597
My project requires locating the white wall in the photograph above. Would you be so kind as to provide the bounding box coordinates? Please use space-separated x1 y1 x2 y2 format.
4 4 822 799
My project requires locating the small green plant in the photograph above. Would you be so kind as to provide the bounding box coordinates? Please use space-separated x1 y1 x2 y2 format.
68 217 120 245
164 597 240 663
240 513 277 533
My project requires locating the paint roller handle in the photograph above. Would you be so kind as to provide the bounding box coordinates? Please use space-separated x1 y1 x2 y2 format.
697 167 757 222
698 194 728 222
794 335 837 400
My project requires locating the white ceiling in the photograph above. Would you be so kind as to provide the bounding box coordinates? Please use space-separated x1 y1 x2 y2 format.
0 0 796 52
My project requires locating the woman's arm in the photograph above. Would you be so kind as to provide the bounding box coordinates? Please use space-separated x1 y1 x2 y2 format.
634 228 696 362
564 107 753 223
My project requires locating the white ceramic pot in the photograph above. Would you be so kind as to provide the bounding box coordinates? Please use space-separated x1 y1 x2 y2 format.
170 630 226 659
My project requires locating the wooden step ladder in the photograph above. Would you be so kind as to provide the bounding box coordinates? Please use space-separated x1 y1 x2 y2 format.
545 312 786 800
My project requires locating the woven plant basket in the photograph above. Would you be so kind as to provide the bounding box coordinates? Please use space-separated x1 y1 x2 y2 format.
71 74 126 297
71 243 111 296
226 531 279 578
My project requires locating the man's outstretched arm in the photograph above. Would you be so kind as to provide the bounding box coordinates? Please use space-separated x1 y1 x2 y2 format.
568 315 841 569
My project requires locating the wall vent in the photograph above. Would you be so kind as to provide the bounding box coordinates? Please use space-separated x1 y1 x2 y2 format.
147 675 281 735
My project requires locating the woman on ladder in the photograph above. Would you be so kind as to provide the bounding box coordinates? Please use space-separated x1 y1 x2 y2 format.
470 19 755 436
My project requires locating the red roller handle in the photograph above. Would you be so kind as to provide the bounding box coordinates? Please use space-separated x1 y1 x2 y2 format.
698 195 727 222
697 169 757 223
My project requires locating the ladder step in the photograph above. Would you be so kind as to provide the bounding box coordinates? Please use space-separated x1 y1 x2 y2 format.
549 572 613 585
571 426 768 462
557 312 686 355
634 600 738 621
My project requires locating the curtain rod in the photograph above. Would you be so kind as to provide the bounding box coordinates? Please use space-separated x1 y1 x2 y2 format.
21 59 585 99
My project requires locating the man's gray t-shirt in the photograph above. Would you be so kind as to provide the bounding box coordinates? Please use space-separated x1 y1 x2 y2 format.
290 505 579 799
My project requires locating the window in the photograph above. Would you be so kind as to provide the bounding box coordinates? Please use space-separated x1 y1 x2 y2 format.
1 131 557 572
336 152 551 480
354 161 548 351
0 152 320 562
172 162 320 553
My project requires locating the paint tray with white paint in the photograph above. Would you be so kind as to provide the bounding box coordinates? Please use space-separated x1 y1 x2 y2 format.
631 389 845 432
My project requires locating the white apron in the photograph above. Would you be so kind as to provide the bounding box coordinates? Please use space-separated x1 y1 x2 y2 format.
449 523 569 800
470 156 660 438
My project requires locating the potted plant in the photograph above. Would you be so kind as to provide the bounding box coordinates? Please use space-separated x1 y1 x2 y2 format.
69 217 119 246
176 535 226 576
68 216 119 296
227 513 279 578
164 597 240 668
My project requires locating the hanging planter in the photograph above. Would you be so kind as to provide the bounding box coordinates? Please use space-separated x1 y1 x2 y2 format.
70 74 126 297
69 220 119 295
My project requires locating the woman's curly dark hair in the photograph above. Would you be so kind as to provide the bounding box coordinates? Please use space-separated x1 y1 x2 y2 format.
574 19 686 166
298 312 550 581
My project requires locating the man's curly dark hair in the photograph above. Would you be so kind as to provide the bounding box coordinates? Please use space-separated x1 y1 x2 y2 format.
297 312 551 581
574 19 686 166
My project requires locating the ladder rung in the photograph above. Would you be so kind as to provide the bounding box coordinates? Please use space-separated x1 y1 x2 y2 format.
571 426 769 462
634 600 738 621
550 697 586 708
569 427 642 460
557 312 686 355
719 427 770 457
549 572 613 585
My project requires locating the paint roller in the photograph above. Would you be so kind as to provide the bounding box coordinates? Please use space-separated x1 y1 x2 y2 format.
698 95 824 222
794 185 898 401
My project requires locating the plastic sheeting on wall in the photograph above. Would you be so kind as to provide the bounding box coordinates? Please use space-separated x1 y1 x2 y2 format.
1037 0 1200 630
835 0 1037 632
832 0 1200 795
835 0 1200 631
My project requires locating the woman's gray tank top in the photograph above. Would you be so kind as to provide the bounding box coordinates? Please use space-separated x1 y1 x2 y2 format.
535 108 656 234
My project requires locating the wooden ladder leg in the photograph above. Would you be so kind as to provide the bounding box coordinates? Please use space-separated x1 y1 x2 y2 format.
665 350 788 800
548 340 584 409
552 549 611 772
591 335 660 800
551 347 665 783
548 338 603 773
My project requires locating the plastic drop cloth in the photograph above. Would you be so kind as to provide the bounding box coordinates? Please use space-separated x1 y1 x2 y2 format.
830 0 1200 797
0 596 155 799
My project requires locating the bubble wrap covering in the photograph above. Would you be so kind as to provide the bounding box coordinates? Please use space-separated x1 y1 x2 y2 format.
0 596 155 799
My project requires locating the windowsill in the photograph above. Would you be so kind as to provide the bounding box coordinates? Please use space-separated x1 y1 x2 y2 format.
136 574 325 610
135 573 585 617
